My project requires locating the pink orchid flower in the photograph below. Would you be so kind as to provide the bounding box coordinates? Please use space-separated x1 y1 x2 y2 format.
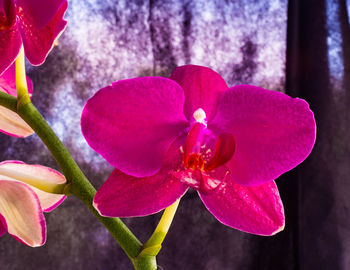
0 62 34 137
81 65 316 236
0 0 68 75
0 160 66 247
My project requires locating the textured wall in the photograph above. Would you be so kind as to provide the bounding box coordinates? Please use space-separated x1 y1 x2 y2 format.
0 0 348 269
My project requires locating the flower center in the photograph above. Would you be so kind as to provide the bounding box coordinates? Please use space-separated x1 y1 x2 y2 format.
185 153 204 170
177 108 236 194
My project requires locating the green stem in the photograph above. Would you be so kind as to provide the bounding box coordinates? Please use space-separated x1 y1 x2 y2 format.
18 102 144 259
0 91 17 112
132 256 158 270
13 45 157 269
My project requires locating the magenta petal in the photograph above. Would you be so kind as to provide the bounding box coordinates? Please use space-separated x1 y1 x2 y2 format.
94 139 188 217
82 77 188 177
15 0 67 28
0 0 20 75
0 62 33 97
169 65 228 121
199 178 285 236
209 85 316 186
0 26 21 76
16 1 68 66
94 169 188 217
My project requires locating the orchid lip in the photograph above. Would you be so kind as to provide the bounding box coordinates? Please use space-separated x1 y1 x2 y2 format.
178 116 236 194
183 122 236 173
177 168 228 194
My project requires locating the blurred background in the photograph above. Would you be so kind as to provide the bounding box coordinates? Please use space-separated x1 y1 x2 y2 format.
0 0 349 269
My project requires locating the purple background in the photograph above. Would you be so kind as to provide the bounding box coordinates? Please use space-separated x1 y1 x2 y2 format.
0 0 349 269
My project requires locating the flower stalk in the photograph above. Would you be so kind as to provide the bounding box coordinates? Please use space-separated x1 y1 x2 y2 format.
143 200 180 254
17 97 147 262
13 52 158 269
0 91 17 112
132 201 180 269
